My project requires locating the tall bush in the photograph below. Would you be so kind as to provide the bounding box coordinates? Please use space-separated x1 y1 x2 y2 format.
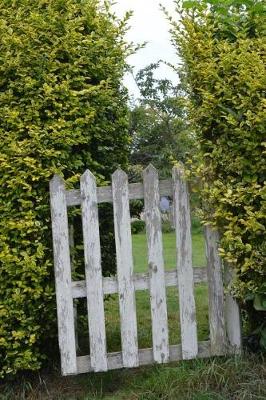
169 0 265 338
0 0 131 377
129 63 193 177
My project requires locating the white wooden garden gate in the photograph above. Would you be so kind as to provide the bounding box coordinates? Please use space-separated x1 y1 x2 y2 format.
50 165 242 376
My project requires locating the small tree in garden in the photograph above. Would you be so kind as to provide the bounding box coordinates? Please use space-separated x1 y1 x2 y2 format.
0 0 131 377
168 0 266 347
129 63 194 178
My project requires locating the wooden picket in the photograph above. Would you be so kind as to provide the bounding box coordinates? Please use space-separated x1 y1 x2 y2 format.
205 227 227 355
172 167 198 359
112 169 139 368
80 170 108 372
143 165 169 363
50 176 77 376
50 165 242 376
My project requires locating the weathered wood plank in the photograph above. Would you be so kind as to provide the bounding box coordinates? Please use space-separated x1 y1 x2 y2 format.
66 179 173 206
69 224 79 352
143 165 169 363
72 267 208 298
224 264 242 353
172 167 198 360
112 169 139 368
76 341 212 374
80 170 107 372
205 227 227 355
49 175 77 375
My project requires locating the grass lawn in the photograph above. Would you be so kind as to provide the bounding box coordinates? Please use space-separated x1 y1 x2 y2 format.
78 227 209 355
1 227 265 399
102 284 209 353
132 230 206 273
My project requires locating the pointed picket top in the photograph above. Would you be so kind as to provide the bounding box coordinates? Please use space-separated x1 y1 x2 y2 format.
143 163 158 178
81 169 96 181
112 168 127 180
172 164 185 181
80 169 97 186
112 169 128 188
50 174 64 189
143 164 160 208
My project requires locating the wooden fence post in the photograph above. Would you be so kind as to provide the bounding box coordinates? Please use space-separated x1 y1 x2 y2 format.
224 264 242 353
112 169 139 368
69 224 79 353
204 226 227 355
50 175 77 375
143 165 169 363
172 166 198 360
80 170 108 372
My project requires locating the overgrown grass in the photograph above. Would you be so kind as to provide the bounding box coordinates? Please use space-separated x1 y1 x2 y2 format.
1 355 265 399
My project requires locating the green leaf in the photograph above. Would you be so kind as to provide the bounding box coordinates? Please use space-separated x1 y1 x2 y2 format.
254 295 266 311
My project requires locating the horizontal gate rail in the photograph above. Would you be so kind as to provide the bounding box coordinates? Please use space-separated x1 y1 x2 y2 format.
71 268 208 298
77 341 213 374
66 179 172 206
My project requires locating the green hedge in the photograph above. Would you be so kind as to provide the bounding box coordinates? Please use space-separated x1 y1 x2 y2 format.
131 220 146 234
0 0 130 377
170 0 265 338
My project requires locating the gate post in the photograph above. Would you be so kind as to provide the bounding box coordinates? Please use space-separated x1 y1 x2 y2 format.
224 264 242 354
204 227 227 355
50 175 77 375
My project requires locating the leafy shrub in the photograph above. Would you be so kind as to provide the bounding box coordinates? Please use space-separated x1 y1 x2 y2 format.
161 220 175 233
131 220 146 234
169 0 265 341
191 217 203 235
0 0 131 377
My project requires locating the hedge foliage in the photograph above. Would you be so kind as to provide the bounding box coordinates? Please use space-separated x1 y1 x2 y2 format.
0 0 131 377
170 1 265 305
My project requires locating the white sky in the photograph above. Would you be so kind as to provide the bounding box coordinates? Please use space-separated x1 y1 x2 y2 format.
111 0 179 98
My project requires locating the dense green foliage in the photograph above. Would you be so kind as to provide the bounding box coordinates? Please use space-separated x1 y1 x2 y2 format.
170 0 265 341
0 0 130 377
131 219 145 234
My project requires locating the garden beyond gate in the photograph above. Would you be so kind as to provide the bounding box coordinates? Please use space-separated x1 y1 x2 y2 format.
50 165 242 376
